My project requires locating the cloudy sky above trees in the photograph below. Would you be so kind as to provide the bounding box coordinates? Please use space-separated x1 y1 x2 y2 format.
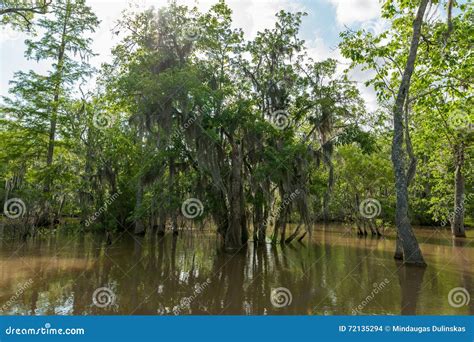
0 0 398 110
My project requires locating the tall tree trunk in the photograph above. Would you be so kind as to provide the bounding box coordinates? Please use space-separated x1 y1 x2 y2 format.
169 157 178 235
134 179 145 235
225 138 243 250
279 208 288 243
44 2 70 194
253 202 261 243
157 211 166 236
405 97 417 187
394 234 404 260
253 199 267 244
39 1 71 228
452 142 466 237
240 180 248 244
80 126 94 224
259 204 269 243
323 159 334 223
391 0 429 266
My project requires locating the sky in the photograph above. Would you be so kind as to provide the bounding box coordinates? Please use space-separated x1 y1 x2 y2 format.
0 0 389 111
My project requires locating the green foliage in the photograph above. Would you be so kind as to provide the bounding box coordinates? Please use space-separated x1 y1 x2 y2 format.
340 0 473 226
1 0 471 235
0 0 50 28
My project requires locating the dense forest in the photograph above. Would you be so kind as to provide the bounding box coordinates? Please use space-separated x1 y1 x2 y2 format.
1 0 472 270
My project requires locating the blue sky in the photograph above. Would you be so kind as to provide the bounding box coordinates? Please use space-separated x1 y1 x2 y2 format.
0 0 393 110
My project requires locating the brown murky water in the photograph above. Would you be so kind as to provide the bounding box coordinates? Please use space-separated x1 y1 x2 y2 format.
0 225 473 315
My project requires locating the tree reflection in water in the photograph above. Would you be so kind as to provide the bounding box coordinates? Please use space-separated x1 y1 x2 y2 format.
0 227 472 315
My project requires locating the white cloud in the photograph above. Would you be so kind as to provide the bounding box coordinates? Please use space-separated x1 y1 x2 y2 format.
2 0 380 110
87 0 305 68
305 32 378 111
326 0 380 25
349 65 379 112
1 0 306 97
228 0 306 38
306 33 337 62
306 33 348 77
88 0 305 40
320 1 385 112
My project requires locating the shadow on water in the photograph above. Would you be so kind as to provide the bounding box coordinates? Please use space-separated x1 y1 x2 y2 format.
0 225 472 315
